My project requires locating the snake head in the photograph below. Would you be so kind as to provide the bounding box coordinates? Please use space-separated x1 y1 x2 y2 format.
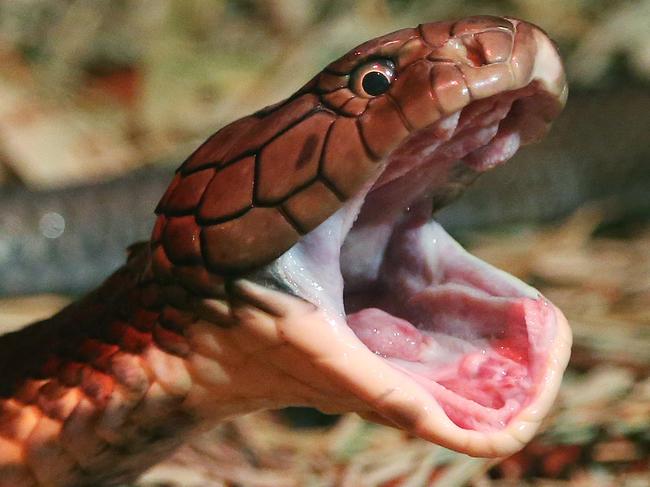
152 16 570 458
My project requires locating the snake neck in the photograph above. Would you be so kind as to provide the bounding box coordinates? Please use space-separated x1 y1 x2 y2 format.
0 243 353 487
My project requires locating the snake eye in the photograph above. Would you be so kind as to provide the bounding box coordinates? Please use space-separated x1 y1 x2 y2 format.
350 59 396 98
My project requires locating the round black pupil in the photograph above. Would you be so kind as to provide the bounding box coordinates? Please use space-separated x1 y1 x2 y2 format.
362 71 390 96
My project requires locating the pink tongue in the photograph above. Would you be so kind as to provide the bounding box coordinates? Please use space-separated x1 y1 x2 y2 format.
347 308 424 360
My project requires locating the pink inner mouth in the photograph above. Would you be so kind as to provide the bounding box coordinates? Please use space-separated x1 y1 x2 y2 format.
346 262 555 431
271 84 562 434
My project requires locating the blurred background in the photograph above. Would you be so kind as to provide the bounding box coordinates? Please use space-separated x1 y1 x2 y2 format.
0 1 648 486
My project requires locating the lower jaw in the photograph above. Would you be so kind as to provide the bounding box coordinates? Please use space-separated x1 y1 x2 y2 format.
271 290 571 457
242 224 571 457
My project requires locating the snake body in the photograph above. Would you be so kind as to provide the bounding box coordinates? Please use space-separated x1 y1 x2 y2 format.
0 17 571 486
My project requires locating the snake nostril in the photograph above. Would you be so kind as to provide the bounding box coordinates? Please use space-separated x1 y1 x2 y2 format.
459 29 513 67
462 37 488 67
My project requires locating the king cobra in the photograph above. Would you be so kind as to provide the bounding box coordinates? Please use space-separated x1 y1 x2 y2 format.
0 16 572 487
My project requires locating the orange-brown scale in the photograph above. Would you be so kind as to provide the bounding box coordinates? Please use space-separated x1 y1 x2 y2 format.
0 249 213 486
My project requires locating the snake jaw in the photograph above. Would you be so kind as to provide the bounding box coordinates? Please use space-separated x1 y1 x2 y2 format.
153 15 570 459
239 280 571 457
259 210 572 457
236 204 572 458
243 21 571 457
250 203 572 457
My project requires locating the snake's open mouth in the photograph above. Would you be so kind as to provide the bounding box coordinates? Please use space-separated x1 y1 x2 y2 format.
151 17 570 457
342 84 570 429
266 80 571 457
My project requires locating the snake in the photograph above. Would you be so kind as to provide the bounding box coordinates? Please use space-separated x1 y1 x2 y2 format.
0 16 572 487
